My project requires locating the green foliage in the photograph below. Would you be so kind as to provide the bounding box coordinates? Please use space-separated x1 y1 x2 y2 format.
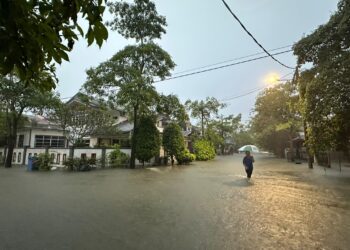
84 0 175 168
176 148 196 165
294 0 350 156
37 153 51 171
185 97 226 137
63 158 93 172
108 144 130 168
135 117 160 164
193 139 216 161
0 74 59 168
107 0 166 43
251 82 301 157
0 0 108 88
157 94 188 123
49 96 117 146
163 123 185 165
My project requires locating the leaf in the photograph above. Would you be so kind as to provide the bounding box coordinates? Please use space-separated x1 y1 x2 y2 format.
87 28 94 46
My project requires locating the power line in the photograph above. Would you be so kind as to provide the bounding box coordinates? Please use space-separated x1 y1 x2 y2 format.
172 44 292 76
61 50 293 100
221 0 294 69
154 49 292 83
220 87 265 102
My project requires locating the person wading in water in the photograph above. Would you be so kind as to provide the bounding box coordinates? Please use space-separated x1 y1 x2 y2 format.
243 151 254 180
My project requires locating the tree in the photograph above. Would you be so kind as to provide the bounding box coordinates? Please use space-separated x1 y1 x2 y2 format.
49 100 117 146
251 82 301 157
294 0 350 161
157 94 188 123
207 114 242 154
0 74 59 168
84 0 175 168
0 0 108 88
185 97 226 137
135 116 160 166
163 123 185 165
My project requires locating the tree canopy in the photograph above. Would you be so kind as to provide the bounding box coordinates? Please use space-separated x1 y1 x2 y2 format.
84 0 175 168
0 74 59 167
0 0 108 88
49 100 117 146
294 0 350 157
251 82 301 157
185 97 226 137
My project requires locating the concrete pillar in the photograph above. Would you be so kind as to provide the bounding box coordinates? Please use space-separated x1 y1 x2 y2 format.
23 146 28 165
101 147 106 168
69 146 74 159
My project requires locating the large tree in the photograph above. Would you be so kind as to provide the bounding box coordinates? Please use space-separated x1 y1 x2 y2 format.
185 97 226 137
0 74 59 167
84 0 175 168
157 94 188 123
251 82 301 157
207 114 242 154
294 0 350 161
0 0 108 89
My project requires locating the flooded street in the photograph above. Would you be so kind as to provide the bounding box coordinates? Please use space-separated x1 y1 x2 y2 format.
0 155 349 250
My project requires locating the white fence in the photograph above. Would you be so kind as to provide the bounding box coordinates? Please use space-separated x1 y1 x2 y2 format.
0 147 132 167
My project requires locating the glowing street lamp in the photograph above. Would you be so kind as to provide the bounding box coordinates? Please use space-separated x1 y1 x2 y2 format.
264 73 280 88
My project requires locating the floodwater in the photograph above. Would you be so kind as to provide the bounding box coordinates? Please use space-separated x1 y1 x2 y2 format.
0 155 349 250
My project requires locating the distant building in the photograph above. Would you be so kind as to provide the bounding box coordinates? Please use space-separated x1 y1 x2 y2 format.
16 115 67 149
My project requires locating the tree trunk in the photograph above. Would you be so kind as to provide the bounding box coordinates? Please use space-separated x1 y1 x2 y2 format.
5 139 15 168
303 120 313 169
5 124 17 168
201 112 204 138
130 105 138 169
171 155 174 166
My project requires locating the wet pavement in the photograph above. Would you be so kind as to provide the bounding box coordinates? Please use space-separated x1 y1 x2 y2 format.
0 155 349 250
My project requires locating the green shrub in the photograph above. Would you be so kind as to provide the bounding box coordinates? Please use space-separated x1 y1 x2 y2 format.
135 117 160 165
37 153 51 171
193 139 216 161
108 144 130 168
63 157 92 171
163 123 185 165
176 149 196 165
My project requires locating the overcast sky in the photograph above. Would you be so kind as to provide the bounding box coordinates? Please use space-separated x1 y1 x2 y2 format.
56 0 338 122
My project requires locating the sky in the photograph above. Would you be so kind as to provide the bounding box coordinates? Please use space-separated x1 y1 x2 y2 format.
56 0 339 123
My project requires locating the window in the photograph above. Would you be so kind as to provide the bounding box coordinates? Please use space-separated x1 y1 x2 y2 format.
17 135 24 148
12 153 16 162
34 153 37 157
63 154 67 163
56 154 61 164
81 153 87 160
34 135 65 148
18 152 22 163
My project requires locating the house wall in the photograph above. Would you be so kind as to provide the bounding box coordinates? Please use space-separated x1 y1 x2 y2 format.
29 129 65 148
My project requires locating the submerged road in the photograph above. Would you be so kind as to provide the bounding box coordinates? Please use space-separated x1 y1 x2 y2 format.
0 155 349 250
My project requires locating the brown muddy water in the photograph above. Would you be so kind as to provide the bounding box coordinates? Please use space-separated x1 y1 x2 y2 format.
0 155 349 249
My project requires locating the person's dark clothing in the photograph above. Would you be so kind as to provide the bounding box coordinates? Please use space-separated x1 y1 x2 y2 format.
245 167 253 178
243 155 254 178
